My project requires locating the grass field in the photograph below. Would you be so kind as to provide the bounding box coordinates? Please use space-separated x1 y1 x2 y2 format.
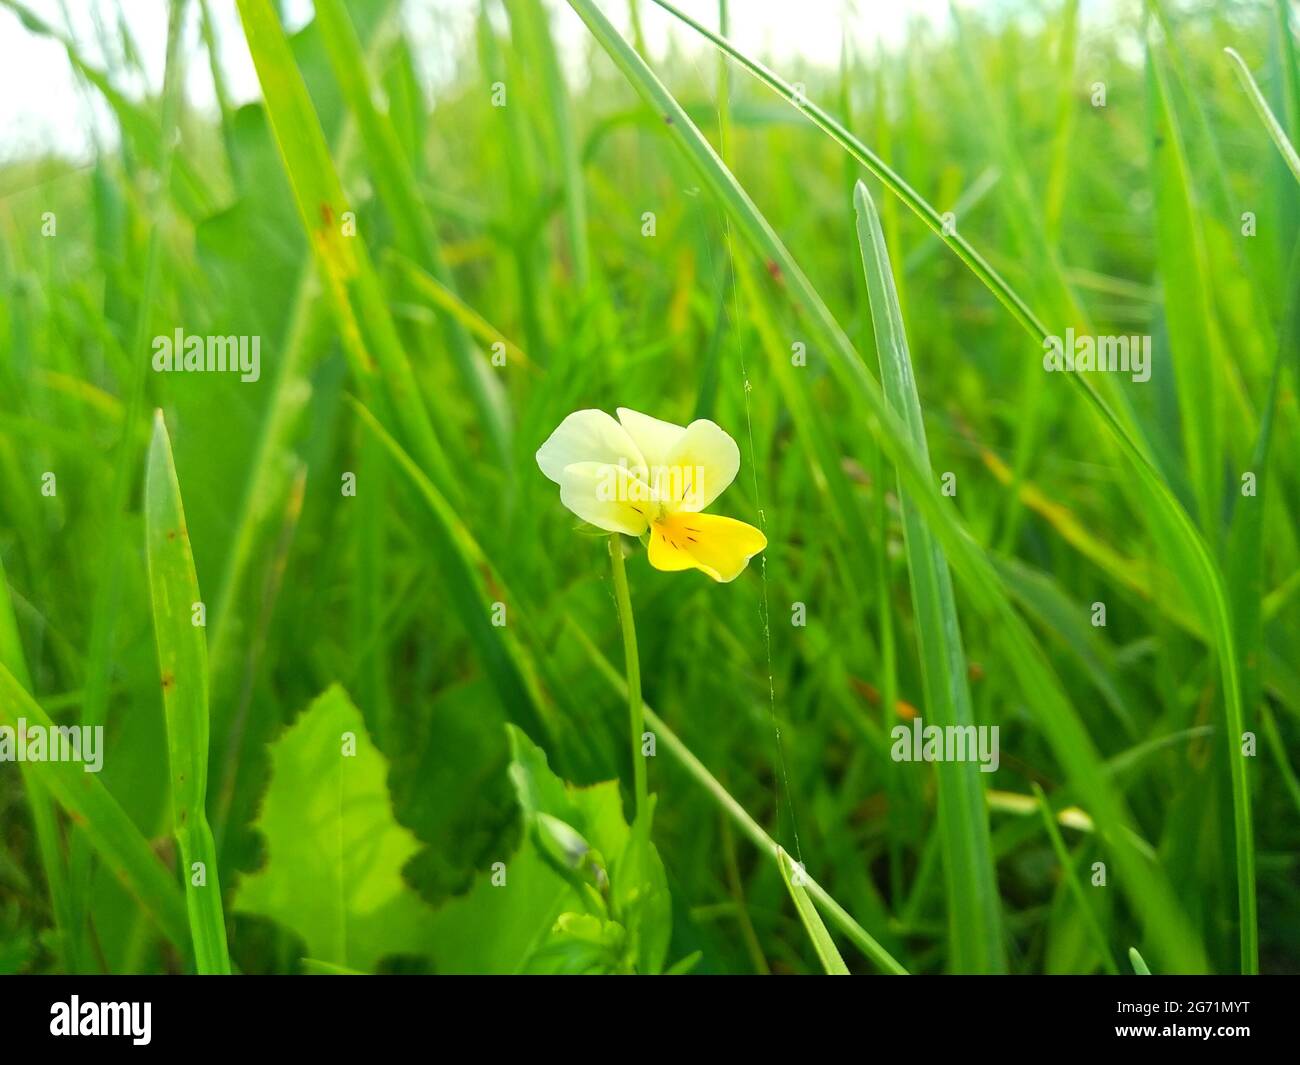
0 0 1298 975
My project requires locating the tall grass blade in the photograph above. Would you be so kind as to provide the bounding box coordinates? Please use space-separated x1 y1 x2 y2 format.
233 0 460 504
1225 47 1300 185
144 411 231 974
854 181 1004 973
1147 41 1225 535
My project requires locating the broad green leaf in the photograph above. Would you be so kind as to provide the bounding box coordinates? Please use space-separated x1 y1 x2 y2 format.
427 727 634 974
424 831 590 975
233 684 435 972
613 801 671 975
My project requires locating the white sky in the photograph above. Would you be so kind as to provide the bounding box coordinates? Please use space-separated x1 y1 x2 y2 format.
0 0 952 162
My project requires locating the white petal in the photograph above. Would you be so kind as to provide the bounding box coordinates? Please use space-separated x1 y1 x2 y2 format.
558 462 653 535
663 419 741 511
616 407 687 472
536 409 647 485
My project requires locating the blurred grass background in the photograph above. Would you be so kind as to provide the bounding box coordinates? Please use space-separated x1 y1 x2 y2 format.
0 0 1297 974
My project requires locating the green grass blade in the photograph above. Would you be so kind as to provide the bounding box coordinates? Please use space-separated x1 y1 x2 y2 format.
0 662 190 951
1129 947 1152 975
313 0 511 466
1147 41 1225 534
1225 47 1300 185
1228 260 1293 762
144 411 231 975
391 252 533 372
1261 707 1300 817
854 181 1004 973
1275 0 1300 143
778 847 850 975
1032 783 1120 975
233 0 460 505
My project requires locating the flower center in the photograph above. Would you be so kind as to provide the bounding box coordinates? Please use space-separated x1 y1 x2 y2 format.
651 510 701 550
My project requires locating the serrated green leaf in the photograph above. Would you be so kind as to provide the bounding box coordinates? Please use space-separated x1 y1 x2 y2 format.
233 684 435 972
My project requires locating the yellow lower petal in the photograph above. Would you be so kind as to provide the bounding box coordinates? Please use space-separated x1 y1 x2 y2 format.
647 512 767 582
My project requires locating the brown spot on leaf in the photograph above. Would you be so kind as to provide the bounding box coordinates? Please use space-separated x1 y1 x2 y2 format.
849 675 918 719
479 563 504 602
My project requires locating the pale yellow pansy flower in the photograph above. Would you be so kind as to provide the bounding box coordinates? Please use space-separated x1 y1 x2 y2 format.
537 407 768 582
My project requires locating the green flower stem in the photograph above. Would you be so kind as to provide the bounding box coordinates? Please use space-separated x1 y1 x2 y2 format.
608 535 648 816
